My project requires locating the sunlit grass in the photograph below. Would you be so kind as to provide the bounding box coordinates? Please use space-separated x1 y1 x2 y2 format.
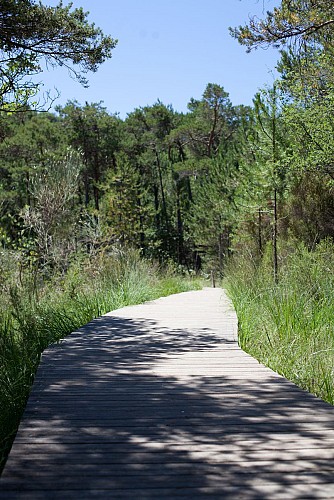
225 239 334 406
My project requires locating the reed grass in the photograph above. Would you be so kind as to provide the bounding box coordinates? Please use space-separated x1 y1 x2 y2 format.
225 239 334 405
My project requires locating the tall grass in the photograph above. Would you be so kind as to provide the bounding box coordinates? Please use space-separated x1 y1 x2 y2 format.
225 239 334 405
0 247 201 473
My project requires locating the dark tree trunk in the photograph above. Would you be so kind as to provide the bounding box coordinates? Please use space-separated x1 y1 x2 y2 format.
176 184 184 265
258 207 263 258
153 183 160 231
273 189 278 283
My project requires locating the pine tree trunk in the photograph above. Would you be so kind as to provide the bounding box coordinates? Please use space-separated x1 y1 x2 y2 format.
273 189 278 283
258 208 263 258
176 184 184 265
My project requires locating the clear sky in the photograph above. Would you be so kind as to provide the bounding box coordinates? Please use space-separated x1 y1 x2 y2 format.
39 0 280 118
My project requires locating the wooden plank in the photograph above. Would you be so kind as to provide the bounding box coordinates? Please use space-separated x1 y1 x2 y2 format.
2 459 334 474
1 287 334 499
5 447 334 462
1 484 333 500
3 471 334 490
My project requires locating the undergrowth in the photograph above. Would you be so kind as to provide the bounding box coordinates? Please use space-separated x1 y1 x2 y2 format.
225 239 334 405
0 247 202 474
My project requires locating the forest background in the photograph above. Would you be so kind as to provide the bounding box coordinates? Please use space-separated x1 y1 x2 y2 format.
1 0 334 472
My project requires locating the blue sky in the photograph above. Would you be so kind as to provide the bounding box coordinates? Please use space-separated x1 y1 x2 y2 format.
40 0 280 118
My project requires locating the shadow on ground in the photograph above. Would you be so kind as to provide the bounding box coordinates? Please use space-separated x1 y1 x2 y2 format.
1 313 334 499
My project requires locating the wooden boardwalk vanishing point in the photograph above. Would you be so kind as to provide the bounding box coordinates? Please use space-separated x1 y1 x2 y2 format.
1 287 334 499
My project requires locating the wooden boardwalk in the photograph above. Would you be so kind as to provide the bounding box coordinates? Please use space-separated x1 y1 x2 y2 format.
1 287 334 499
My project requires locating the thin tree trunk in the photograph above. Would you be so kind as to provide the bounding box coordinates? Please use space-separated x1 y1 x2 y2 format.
218 231 223 276
155 150 168 225
153 184 160 230
186 177 193 203
258 207 263 258
272 84 279 283
93 124 100 212
84 166 89 207
273 189 278 283
176 184 184 265
137 194 145 252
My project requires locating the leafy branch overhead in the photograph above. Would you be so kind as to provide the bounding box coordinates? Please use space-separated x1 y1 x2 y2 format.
229 0 334 52
0 0 117 109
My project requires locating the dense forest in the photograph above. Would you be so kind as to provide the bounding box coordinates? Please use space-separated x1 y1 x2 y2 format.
1 77 332 278
1 0 334 472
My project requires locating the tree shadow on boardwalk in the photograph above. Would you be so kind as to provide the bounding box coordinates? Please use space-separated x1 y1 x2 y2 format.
1 313 334 499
